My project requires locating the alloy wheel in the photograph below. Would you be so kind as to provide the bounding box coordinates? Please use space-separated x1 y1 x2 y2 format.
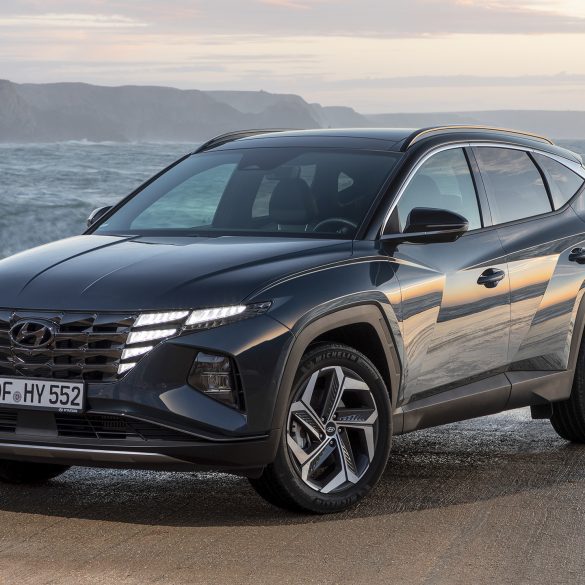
286 365 379 494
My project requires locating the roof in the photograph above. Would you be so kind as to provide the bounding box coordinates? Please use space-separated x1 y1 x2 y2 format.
196 126 582 164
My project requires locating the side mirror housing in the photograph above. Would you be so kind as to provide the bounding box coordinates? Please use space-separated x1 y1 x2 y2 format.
87 206 112 228
382 207 469 244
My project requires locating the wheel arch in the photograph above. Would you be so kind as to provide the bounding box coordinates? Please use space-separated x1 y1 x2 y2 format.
271 304 401 433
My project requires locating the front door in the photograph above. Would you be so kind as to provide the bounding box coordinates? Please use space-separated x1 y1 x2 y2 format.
383 147 511 406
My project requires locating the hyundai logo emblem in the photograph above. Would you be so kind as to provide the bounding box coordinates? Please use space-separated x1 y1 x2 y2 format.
9 320 56 349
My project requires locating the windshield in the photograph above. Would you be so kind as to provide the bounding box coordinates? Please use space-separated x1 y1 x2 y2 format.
94 147 401 239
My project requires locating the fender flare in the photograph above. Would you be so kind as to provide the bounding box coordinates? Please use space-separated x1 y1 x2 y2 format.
270 303 401 433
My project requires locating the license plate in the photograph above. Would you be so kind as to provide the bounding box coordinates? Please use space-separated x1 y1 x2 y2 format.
0 377 85 413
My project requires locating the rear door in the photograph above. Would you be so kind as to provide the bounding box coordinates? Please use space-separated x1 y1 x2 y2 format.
473 146 585 405
383 146 511 407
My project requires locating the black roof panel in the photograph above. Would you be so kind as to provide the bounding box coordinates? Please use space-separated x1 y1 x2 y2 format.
198 126 582 164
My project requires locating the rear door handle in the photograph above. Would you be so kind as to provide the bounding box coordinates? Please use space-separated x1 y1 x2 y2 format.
569 248 585 264
477 268 505 288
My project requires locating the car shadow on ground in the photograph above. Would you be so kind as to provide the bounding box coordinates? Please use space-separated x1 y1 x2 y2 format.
0 415 583 527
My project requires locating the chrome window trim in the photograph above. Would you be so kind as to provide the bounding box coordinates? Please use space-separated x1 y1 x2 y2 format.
380 141 585 236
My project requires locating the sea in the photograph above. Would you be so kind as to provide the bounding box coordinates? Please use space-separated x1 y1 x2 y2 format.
0 141 194 259
0 139 584 259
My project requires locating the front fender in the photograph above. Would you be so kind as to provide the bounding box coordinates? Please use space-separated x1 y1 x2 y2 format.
270 303 402 435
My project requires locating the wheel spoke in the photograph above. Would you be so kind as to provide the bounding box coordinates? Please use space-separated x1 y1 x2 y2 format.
299 370 320 407
341 376 370 392
320 468 346 494
335 407 378 426
336 422 376 461
336 406 378 462
289 401 324 440
301 440 336 484
336 431 360 484
287 432 326 466
321 366 345 422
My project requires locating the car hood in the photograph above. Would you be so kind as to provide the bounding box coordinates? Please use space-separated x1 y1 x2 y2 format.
0 235 353 311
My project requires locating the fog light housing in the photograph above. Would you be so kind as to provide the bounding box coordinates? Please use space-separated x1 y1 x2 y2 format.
188 352 241 409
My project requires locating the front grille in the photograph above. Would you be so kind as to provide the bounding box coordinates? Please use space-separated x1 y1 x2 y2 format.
0 310 138 382
0 408 201 442
0 409 17 433
54 413 200 442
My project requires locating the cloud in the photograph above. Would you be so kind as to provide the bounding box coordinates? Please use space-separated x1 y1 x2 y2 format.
329 73 585 89
0 13 147 29
3 0 585 36
258 0 312 9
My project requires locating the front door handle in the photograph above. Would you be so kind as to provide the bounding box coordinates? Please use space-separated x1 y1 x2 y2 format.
477 268 505 288
569 248 585 264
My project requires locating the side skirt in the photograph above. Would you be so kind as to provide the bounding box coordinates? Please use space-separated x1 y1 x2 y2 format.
393 369 574 434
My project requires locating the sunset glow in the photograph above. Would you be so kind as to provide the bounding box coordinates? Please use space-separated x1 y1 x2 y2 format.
1 0 584 112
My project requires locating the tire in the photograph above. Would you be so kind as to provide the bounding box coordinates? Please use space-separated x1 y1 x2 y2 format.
550 340 585 443
0 460 71 484
250 343 392 514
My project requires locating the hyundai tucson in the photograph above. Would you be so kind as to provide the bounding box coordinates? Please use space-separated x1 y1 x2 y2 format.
1 126 585 514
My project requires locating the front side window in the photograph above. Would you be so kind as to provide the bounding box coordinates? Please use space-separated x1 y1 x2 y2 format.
532 153 585 209
397 148 482 231
96 148 400 239
474 147 552 224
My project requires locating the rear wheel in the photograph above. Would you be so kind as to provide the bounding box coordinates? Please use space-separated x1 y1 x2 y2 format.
0 460 71 484
550 340 585 443
250 344 392 514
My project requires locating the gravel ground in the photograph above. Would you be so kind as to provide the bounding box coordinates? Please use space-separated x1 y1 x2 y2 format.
0 408 584 585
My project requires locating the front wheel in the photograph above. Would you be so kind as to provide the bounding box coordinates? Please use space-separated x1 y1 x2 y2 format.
0 460 71 484
250 344 392 514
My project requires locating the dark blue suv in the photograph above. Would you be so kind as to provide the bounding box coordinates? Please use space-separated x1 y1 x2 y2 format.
1 126 585 514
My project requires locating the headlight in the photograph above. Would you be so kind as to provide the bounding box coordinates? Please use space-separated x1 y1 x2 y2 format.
186 305 246 327
134 311 189 327
127 329 178 345
117 302 271 376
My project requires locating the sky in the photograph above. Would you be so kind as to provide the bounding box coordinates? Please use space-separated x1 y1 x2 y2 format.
1 0 585 113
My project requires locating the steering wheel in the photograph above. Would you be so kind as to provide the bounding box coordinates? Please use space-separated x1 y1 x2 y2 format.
312 217 358 234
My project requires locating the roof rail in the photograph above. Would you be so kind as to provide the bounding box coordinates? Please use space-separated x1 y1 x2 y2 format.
403 125 554 150
194 129 290 153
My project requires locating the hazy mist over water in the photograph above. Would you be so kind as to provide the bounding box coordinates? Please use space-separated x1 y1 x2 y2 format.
0 139 584 259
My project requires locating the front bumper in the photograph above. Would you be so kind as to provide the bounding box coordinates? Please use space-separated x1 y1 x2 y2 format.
0 430 281 476
0 314 293 476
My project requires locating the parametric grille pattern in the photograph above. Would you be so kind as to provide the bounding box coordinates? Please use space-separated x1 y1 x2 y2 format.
0 310 138 382
0 409 17 434
0 409 201 442
54 413 200 442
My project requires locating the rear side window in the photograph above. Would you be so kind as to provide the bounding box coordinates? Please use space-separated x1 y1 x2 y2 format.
474 147 552 225
532 153 585 209
397 148 482 230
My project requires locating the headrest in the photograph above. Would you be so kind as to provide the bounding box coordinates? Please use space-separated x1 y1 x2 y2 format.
269 178 317 224
406 175 442 208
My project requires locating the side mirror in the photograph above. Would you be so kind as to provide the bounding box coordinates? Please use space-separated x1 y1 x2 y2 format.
87 206 112 228
382 207 469 244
